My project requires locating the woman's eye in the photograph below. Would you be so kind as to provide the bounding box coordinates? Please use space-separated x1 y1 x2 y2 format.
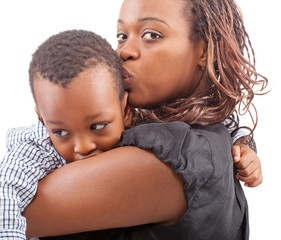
91 123 107 131
142 32 162 40
117 33 127 41
53 130 69 137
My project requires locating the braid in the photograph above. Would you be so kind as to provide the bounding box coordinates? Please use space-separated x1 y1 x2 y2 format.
132 0 268 133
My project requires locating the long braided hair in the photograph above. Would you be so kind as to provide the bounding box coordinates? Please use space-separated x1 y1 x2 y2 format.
131 0 268 135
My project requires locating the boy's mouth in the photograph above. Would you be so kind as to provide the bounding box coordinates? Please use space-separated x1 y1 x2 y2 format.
74 151 103 161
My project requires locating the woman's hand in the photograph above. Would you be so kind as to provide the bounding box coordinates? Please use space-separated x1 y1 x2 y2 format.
232 139 263 187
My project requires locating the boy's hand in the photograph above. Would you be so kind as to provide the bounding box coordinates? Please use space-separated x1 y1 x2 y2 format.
232 139 263 187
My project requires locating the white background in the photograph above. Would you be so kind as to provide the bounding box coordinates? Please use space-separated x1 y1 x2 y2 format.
0 1 280 239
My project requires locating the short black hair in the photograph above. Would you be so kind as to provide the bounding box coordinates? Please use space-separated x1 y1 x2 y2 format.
29 29 124 101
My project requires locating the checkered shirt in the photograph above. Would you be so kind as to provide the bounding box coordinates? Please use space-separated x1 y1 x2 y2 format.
0 120 67 239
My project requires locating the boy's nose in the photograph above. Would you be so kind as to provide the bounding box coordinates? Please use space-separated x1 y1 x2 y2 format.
74 136 97 157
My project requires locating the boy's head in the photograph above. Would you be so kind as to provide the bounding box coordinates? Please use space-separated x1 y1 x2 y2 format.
29 30 131 162
29 29 124 100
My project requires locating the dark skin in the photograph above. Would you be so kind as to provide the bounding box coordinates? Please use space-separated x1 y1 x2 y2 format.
25 147 186 237
233 138 262 187
116 0 262 187
34 67 132 163
25 64 186 237
24 0 262 237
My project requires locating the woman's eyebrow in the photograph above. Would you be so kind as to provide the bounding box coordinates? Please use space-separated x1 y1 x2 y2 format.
138 17 170 27
118 17 170 28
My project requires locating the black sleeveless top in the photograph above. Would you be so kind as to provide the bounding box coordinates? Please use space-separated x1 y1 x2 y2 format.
41 122 249 240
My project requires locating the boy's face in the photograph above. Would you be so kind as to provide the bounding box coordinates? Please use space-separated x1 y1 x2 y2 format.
34 66 131 162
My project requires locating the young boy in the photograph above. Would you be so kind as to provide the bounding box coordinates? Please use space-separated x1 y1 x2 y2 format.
0 29 131 239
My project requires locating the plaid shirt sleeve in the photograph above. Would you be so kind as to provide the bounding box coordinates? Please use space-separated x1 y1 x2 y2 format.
223 119 250 143
0 120 67 239
223 119 257 152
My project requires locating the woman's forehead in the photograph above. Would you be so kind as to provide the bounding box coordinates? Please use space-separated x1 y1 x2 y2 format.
119 0 185 22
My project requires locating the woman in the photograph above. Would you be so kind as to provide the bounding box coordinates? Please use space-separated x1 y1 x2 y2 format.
24 0 267 239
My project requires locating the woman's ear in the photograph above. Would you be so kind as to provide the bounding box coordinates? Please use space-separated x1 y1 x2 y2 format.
121 91 132 128
198 39 207 69
34 106 45 125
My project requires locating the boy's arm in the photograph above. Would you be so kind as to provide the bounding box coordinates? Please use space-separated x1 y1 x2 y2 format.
232 137 262 187
0 155 37 239
0 148 66 238
0 124 67 239
225 119 262 188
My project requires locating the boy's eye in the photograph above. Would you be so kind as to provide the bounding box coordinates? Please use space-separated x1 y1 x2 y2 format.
142 32 162 40
117 33 127 41
53 130 69 137
91 123 107 131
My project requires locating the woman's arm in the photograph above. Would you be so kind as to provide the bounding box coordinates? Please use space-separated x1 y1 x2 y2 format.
24 146 186 238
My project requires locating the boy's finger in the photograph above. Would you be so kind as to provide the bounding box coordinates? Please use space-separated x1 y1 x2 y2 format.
236 169 263 187
231 145 240 163
236 162 256 177
235 148 253 169
245 177 263 187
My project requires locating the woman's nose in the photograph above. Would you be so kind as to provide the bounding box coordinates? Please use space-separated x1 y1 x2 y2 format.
74 136 97 157
118 38 140 61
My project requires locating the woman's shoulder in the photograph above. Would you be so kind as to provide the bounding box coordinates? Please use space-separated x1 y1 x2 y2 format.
123 121 230 139
191 123 231 140
118 121 231 182
118 121 245 239
119 121 231 157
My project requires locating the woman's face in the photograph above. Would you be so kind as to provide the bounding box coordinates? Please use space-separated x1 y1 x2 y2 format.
116 0 206 108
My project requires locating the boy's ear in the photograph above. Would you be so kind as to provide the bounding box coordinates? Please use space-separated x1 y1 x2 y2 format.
121 91 132 128
34 106 45 125
198 39 207 69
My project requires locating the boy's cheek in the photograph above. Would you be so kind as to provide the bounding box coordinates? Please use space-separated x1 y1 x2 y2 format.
48 136 72 162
